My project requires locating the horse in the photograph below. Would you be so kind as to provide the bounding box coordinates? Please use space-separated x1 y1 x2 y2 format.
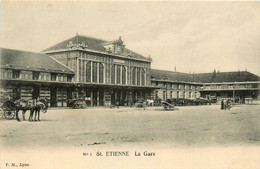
14 98 48 122
14 99 34 122
146 99 154 107
28 98 48 121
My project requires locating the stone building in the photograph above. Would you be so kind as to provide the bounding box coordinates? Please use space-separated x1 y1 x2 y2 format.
42 35 155 106
1 34 259 107
150 69 202 101
150 69 260 103
0 48 75 107
195 71 260 103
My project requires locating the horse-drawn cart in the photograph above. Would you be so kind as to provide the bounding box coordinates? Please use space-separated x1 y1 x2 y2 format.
0 90 16 120
162 99 175 111
1 100 16 119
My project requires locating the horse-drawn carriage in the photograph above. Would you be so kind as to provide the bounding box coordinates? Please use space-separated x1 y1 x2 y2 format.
162 99 175 111
135 99 147 109
1 100 16 120
0 90 48 121
67 99 86 109
0 89 16 119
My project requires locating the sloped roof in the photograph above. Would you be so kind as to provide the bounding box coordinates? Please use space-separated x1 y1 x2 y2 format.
0 48 74 74
151 69 198 82
43 35 150 61
193 71 260 83
151 69 260 83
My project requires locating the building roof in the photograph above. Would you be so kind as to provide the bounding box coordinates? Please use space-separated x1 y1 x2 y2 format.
193 71 260 83
151 69 260 83
151 69 198 83
0 48 74 74
43 35 150 62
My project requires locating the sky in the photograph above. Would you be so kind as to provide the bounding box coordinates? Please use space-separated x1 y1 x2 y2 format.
1 1 260 75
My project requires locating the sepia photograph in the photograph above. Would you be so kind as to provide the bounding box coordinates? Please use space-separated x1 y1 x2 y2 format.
0 1 260 169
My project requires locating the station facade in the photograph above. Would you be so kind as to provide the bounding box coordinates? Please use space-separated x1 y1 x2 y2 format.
1 34 259 106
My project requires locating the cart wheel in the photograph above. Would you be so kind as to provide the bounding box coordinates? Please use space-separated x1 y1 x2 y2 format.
4 110 15 120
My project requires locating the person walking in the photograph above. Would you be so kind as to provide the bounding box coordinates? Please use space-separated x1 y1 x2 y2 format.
221 99 224 110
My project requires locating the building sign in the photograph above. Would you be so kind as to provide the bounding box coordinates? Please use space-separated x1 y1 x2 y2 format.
113 59 125 64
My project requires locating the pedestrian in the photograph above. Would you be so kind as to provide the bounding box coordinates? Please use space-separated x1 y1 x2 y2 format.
221 99 224 110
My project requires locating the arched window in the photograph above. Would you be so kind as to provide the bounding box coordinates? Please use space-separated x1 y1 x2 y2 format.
132 67 136 85
137 67 140 85
122 66 126 84
116 65 121 84
111 65 115 84
92 62 98 83
86 62 91 82
141 68 145 86
99 63 104 83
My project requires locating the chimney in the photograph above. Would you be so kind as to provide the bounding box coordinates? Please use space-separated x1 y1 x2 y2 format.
174 66 176 72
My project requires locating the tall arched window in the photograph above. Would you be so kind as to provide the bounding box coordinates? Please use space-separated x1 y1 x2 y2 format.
141 68 145 86
99 63 104 83
116 65 121 84
111 65 115 84
137 68 140 85
92 62 98 83
86 62 91 82
132 67 136 85
122 66 126 84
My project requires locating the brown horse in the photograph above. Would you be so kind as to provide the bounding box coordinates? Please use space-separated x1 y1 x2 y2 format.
28 98 48 121
14 98 48 122
14 99 34 122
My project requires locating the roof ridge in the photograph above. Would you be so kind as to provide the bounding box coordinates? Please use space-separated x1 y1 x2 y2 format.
151 68 191 75
1 47 44 55
194 71 248 75
77 34 107 42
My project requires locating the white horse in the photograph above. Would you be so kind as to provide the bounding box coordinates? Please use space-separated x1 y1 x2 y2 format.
147 99 154 107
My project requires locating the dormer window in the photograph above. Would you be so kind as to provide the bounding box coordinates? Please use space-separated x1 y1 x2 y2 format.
102 36 125 55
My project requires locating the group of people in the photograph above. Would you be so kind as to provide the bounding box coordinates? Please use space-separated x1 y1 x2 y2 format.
221 99 232 110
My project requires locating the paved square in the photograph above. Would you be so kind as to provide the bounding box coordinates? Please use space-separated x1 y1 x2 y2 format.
0 105 259 148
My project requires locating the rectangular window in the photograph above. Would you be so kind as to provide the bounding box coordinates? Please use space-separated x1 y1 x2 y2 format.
13 70 20 79
40 74 45 80
63 75 67 82
46 74 50 81
33 72 39 80
163 91 166 100
57 75 61 81
51 73 56 81
21 72 25 79
67 75 72 82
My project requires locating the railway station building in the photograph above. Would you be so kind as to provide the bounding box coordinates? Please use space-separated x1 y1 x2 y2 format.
1 34 259 107
1 35 156 107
